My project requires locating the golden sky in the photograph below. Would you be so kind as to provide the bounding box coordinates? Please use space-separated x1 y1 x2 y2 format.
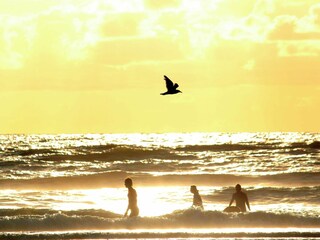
0 0 319 133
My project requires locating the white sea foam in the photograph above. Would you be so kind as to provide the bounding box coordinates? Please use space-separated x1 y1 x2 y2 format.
0 208 319 232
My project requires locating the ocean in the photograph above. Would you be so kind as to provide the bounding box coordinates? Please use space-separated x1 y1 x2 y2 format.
0 132 319 239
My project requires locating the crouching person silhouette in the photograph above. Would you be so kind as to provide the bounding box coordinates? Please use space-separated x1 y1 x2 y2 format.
190 185 204 210
229 184 250 212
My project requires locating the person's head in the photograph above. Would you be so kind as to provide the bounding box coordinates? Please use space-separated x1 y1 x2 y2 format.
125 178 133 188
190 185 198 194
235 184 241 192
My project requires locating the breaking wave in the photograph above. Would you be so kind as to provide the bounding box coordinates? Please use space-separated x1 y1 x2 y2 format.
0 208 319 232
204 186 320 205
1 171 319 190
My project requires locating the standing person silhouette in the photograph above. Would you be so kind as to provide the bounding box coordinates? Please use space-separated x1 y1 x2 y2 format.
229 184 250 212
190 185 204 210
124 178 139 217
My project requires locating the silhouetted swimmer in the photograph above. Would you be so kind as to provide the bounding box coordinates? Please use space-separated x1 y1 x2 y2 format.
190 185 204 210
229 184 250 212
161 75 182 95
124 178 139 217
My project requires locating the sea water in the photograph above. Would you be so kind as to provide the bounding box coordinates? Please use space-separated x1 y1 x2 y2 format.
0 132 319 239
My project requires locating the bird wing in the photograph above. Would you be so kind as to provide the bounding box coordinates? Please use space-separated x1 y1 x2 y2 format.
164 75 174 90
173 83 179 89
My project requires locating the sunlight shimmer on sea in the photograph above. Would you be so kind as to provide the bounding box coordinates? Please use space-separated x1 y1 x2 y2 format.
0 133 319 238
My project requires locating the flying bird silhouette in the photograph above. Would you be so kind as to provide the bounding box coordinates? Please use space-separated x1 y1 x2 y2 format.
161 75 182 95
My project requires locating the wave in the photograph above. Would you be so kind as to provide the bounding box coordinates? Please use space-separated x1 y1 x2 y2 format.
204 186 320 205
36 145 194 162
3 140 319 160
176 141 320 152
2 231 320 239
299 141 320 149
0 172 319 190
176 143 275 152
0 208 319 232
5 148 58 157
0 208 121 218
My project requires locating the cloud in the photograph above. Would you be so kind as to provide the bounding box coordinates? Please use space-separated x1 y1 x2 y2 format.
91 37 184 65
1 0 320 92
0 0 150 70
268 15 298 40
211 1 320 43
0 7 100 70
0 15 34 69
276 41 320 57
144 0 181 9
101 13 145 37
311 3 320 25
200 38 320 86
268 15 320 40
263 3 320 57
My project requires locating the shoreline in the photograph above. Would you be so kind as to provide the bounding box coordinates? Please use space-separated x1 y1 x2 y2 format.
2 228 320 239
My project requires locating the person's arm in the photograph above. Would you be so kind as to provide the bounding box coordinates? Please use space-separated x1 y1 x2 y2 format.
124 191 130 217
199 195 204 210
124 205 129 217
199 195 203 206
245 194 251 211
191 194 196 208
229 194 235 206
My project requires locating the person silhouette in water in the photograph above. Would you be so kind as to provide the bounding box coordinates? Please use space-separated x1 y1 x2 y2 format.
229 184 250 212
190 185 204 210
124 178 139 217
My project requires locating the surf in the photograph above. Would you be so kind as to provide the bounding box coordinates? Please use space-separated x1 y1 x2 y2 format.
0 208 319 232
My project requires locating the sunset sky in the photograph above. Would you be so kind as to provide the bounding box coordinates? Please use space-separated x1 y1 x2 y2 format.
0 0 319 133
